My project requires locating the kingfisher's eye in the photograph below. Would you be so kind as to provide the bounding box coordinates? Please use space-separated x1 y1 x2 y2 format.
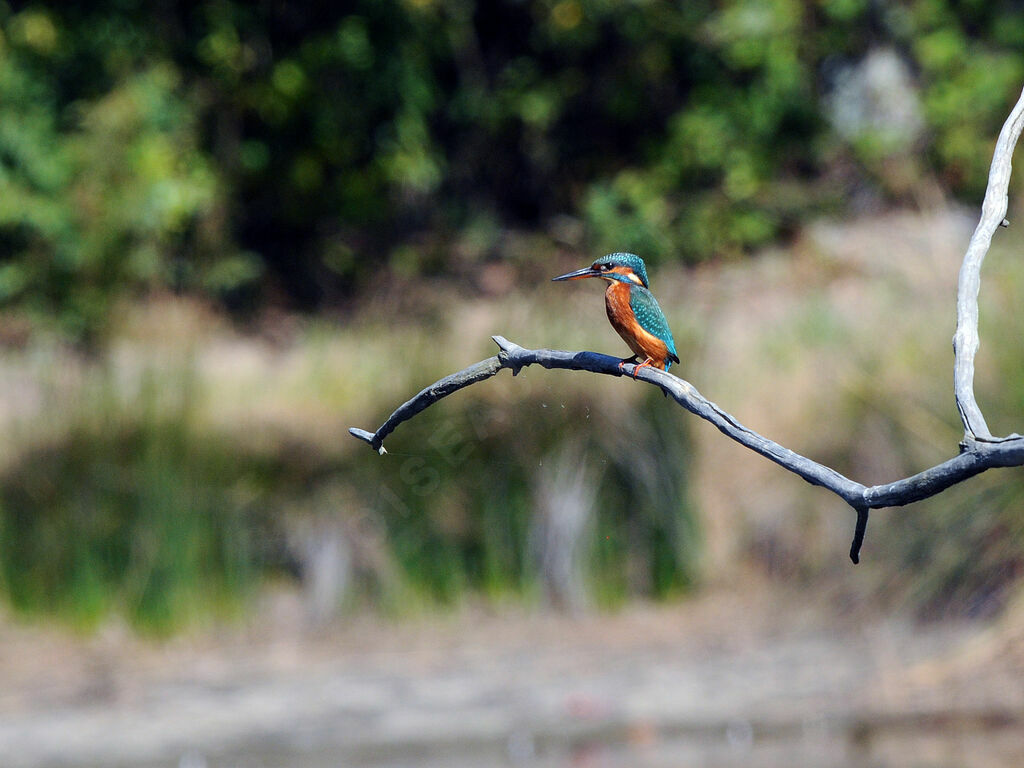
598 263 612 271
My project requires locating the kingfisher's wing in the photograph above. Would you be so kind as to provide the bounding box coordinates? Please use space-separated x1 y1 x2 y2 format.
629 285 680 364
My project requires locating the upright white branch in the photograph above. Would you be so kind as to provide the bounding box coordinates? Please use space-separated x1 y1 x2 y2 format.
954 86 1024 442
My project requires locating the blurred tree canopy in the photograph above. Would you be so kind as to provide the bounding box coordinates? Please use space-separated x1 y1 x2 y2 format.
0 0 1022 341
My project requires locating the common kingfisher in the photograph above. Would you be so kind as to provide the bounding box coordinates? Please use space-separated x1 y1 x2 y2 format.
552 252 679 377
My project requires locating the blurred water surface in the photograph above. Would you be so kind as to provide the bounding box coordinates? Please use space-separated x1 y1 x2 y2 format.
119 727 1024 768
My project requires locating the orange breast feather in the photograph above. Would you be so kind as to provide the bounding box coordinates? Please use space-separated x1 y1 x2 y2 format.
604 282 671 365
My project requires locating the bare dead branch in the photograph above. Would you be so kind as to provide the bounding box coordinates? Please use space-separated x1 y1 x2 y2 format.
349 356 505 455
351 87 1024 563
349 336 1024 561
954 85 1024 442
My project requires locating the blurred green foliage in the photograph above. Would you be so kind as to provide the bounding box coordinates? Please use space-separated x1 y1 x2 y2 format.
0 55 218 343
0 367 268 633
0 1 1022 341
0 366 698 630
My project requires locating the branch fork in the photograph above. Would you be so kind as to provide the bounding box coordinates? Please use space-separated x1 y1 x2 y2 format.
352 86 1024 564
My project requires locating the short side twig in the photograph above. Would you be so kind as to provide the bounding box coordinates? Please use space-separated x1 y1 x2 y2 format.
850 506 869 565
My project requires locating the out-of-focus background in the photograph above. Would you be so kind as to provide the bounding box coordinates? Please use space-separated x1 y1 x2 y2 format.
1 1 1024 766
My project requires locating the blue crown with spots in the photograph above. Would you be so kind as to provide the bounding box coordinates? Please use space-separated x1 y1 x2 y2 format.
594 252 650 288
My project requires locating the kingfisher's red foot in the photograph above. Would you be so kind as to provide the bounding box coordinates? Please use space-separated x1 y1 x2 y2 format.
632 357 655 379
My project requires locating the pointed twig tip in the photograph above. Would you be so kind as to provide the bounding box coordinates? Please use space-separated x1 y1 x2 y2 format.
849 506 870 564
349 427 386 455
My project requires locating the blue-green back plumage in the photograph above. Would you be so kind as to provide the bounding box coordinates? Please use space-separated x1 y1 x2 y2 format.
628 284 679 369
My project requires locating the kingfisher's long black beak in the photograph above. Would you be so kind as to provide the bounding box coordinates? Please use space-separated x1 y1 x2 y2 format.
552 266 600 281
